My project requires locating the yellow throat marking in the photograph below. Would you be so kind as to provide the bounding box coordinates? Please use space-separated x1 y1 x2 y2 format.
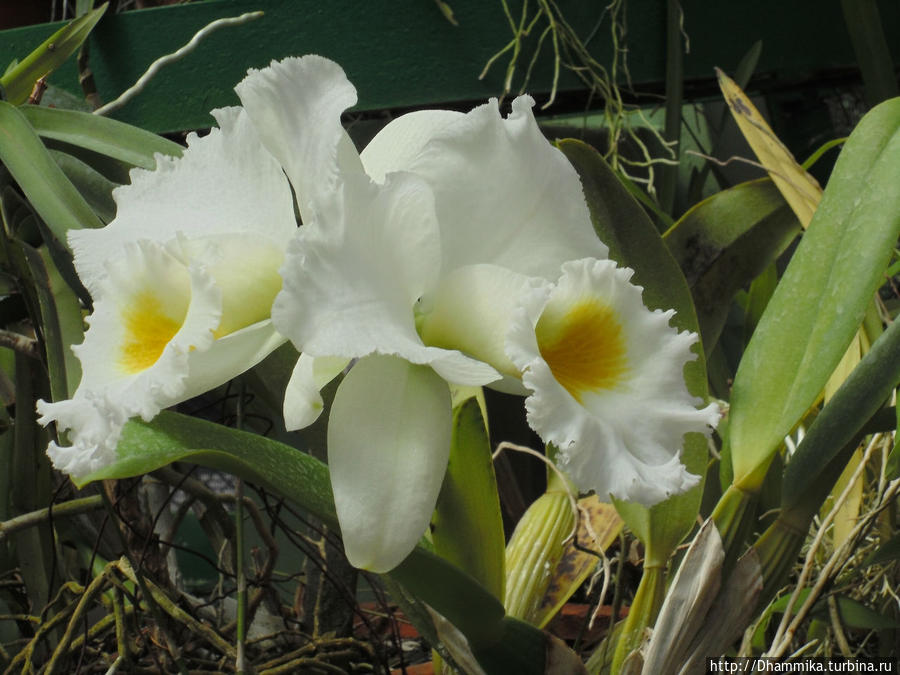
120 292 183 374
536 299 627 402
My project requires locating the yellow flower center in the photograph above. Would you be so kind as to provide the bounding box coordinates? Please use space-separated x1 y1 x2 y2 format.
120 291 184 374
536 299 627 402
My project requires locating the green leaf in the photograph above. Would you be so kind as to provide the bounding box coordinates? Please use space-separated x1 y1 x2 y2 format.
79 411 336 519
49 149 117 223
432 396 505 600
0 101 104 242
815 595 900 631
0 4 107 105
28 246 84 400
557 138 709 566
9 353 54 610
664 179 801 350
781 316 900 510
728 97 900 488
22 104 183 179
886 401 900 480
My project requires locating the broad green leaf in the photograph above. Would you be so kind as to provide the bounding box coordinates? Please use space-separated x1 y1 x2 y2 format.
22 104 183 178
0 4 107 105
664 179 801 349
432 397 505 600
0 102 104 241
79 410 549 671
729 97 900 487
717 68 822 227
558 138 709 566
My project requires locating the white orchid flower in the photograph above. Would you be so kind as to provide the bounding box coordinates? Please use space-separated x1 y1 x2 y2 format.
37 107 296 480
236 56 717 572
507 258 721 505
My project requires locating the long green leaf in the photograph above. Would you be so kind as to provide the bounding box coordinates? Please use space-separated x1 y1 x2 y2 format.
27 245 84 401
781 315 900 509
558 138 709 565
728 97 900 488
22 104 183 172
0 101 104 240
664 179 801 349
0 4 107 105
432 396 505 600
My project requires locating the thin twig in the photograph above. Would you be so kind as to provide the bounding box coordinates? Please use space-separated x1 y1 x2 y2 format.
768 436 898 657
0 329 40 360
93 11 264 116
0 495 103 543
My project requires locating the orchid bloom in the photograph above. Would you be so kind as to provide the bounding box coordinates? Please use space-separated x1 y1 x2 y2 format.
37 107 295 479
233 55 717 573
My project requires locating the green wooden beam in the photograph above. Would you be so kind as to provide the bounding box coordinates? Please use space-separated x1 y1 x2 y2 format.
0 0 897 134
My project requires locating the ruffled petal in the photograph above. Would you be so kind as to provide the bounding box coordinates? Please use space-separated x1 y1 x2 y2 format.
69 106 295 293
235 55 363 224
398 96 608 280
282 353 350 430
327 355 452 572
38 239 224 478
273 171 500 386
507 258 719 505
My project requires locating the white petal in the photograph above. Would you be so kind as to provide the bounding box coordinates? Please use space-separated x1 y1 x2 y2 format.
508 258 720 505
361 109 464 183
69 106 295 293
283 353 350 430
399 96 608 279
177 231 285 338
273 171 500 387
327 355 452 572
182 320 288 402
235 55 363 224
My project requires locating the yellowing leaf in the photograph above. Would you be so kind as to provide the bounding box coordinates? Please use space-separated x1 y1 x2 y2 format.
534 496 623 629
717 68 822 228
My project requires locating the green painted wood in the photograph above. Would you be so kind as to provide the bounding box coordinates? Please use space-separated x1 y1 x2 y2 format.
0 0 897 134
